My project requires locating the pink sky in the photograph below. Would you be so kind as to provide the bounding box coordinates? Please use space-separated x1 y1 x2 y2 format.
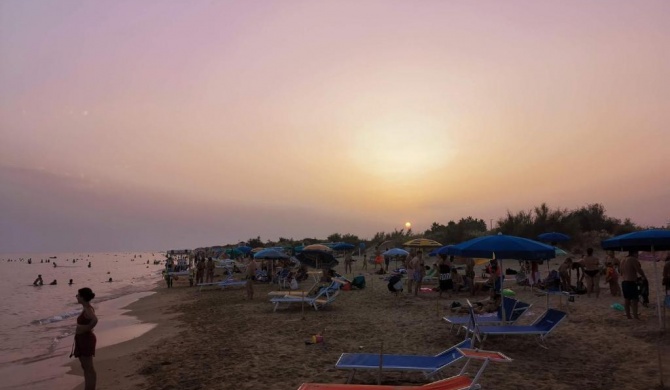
1 1 669 252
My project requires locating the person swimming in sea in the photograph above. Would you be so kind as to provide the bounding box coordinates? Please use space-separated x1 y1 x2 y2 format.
33 275 44 286
69 279 74 285
50 279 57 285
108 277 113 283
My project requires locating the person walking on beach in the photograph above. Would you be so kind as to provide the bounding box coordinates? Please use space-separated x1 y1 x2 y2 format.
74 287 98 390
410 250 425 296
581 248 601 298
620 251 646 320
245 258 258 300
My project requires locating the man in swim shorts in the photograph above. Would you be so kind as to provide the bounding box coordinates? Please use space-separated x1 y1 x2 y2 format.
581 248 601 298
620 250 646 320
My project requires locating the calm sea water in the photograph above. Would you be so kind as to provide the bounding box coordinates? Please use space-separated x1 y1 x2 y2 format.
0 251 165 389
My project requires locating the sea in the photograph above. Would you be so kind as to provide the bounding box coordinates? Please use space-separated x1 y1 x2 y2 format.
0 251 166 389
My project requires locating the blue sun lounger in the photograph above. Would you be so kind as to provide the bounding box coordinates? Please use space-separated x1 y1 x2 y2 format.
463 301 567 348
335 338 473 384
197 275 247 291
443 297 532 334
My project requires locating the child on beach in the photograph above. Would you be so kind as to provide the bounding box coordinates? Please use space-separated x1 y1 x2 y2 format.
605 262 621 296
637 276 650 307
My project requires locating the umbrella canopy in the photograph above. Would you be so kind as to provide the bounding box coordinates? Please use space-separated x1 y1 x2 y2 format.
225 248 244 258
303 244 333 252
601 229 670 252
450 234 556 261
332 242 355 251
537 232 571 243
436 245 456 256
251 247 265 253
253 249 289 260
382 248 409 257
297 250 339 269
403 238 443 248
554 247 569 256
236 246 252 254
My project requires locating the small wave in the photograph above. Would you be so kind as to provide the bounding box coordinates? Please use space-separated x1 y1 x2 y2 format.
31 309 81 325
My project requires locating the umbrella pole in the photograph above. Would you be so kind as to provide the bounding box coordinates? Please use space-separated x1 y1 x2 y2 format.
498 257 506 322
652 247 663 329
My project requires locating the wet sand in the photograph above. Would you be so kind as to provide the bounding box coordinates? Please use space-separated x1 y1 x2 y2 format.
79 258 670 389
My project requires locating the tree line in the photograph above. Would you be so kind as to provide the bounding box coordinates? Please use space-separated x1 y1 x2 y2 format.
234 202 663 252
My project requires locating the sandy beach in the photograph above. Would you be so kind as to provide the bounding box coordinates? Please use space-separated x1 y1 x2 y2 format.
76 257 670 390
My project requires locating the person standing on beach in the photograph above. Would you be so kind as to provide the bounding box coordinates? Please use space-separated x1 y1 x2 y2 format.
558 258 573 291
663 255 670 294
74 287 98 390
196 258 205 285
581 248 601 298
620 251 646 320
245 258 258 300
344 251 353 274
409 251 425 296
438 255 452 298
205 257 215 283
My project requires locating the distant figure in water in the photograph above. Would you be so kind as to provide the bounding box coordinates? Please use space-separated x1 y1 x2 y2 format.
69 279 74 285
41 260 44 263
33 274 44 286
108 277 113 283
53 262 57 268
88 262 91 268
50 280 57 285
28 259 32 264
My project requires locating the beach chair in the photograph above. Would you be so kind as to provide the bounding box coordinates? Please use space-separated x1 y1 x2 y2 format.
197 275 247 291
443 297 532 334
463 301 567 349
270 280 342 312
309 346 512 389
335 339 472 384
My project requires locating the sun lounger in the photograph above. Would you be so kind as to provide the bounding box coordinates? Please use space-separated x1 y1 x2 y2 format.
197 276 247 291
307 347 512 389
336 339 472 383
443 297 531 333
463 301 567 348
270 281 342 312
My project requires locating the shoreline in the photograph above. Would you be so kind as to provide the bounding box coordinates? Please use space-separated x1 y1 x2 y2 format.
67 282 188 390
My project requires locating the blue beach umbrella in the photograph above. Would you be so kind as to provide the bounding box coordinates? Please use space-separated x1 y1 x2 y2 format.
382 248 409 257
332 243 355 251
253 249 289 260
537 232 571 243
450 234 556 261
236 246 252 254
451 234 556 320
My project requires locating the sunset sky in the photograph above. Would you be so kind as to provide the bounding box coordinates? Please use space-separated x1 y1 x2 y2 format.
1 1 669 252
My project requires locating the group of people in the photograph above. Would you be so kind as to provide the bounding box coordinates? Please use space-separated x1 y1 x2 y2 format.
33 274 74 286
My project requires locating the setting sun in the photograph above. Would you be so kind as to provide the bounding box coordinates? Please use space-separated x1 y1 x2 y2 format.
405 222 412 229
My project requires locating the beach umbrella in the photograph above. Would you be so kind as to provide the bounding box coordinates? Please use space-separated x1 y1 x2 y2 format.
403 238 443 248
251 247 265 253
451 233 556 320
602 229 670 329
537 232 571 243
382 248 409 257
332 242 355 251
303 244 333 252
236 246 252 254
554 247 569 256
297 250 339 269
253 249 289 260
383 248 410 269
225 248 244 258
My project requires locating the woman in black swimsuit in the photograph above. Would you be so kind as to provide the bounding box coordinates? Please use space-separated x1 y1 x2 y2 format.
582 248 601 298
